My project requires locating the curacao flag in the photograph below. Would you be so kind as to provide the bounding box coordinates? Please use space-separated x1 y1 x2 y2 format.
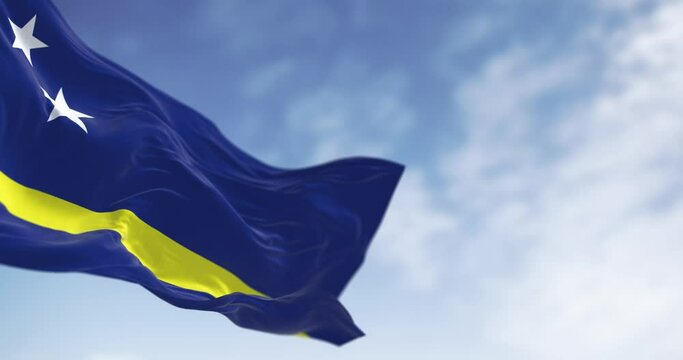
0 0 403 345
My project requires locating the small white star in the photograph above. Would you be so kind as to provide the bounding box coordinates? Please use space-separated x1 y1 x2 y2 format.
9 15 48 66
42 88 93 133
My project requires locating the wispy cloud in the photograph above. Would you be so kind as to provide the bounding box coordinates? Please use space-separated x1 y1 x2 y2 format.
285 63 415 163
243 59 296 98
597 0 656 12
445 44 586 212
87 354 143 360
198 0 338 58
442 1 683 358
372 170 458 290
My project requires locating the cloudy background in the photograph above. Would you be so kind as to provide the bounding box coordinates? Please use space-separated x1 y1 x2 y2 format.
2 0 682 358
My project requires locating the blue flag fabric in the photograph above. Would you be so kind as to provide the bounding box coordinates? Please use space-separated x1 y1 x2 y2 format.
0 0 403 345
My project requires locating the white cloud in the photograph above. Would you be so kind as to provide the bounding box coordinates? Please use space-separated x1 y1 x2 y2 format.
435 15 496 76
443 1 683 358
243 59 295 98
87 354 143 360
199 0 338 56
286 66 414 163
597 0 655 12
445 45 585 212
371 170 458 290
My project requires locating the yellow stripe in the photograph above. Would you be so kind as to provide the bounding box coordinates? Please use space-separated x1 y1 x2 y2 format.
0 170 265 298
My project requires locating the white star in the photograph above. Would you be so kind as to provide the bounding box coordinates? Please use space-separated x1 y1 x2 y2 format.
42 88 93 133
9 15 48 66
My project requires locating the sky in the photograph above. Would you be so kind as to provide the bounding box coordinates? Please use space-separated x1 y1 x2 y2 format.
1 0 683 359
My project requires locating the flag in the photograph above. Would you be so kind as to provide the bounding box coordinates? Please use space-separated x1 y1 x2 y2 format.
0 0 403 345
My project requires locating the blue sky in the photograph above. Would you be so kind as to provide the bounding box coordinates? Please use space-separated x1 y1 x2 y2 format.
2 0 683 359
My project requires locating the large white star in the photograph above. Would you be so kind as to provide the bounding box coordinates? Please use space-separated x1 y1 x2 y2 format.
42 88 93 133
9 15 48 66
